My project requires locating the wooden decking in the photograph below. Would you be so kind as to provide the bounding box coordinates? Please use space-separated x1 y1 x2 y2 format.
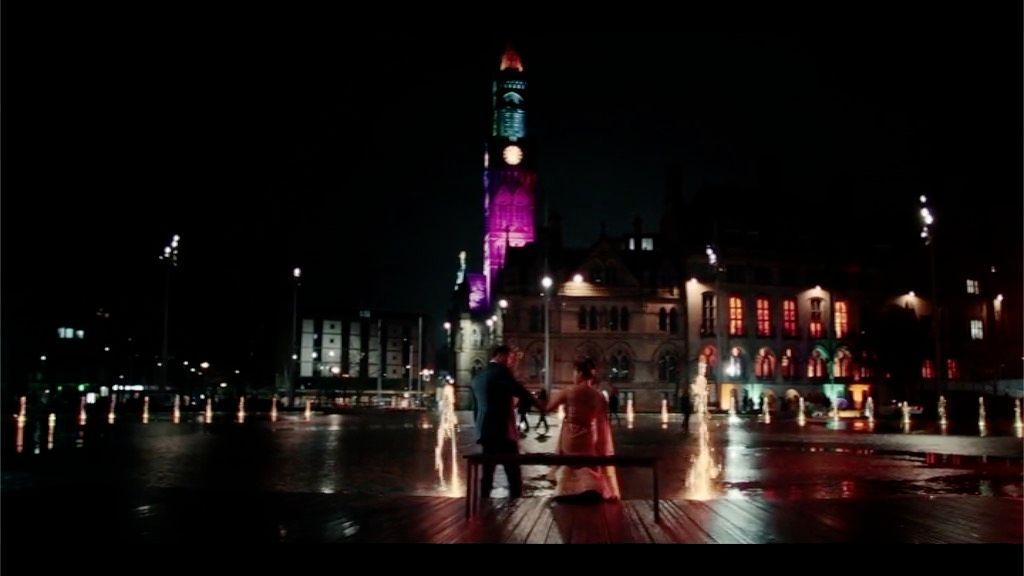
338 495 1022 543
4 485 1021 543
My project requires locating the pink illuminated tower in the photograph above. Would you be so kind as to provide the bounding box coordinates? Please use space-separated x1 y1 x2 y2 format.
479 45 536 308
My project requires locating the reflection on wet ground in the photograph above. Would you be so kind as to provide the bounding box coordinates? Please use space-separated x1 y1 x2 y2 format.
2 411 1021 501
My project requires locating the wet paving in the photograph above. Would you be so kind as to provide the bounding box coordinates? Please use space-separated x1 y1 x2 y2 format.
3 409 1021 501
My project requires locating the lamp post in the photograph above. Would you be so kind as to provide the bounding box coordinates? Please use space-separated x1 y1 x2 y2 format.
288 267 301 407
541 276 553 394
157 234 181 390
919 196 943 393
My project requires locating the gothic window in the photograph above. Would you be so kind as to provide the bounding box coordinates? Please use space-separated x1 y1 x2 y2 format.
809 298 823 339
657 353 678 382
755 348 775 379
781 348 795 379
578 307 587 330
658 307 668 332
807 350 825 378
608 352 632 382
609 307 619 330
946 358 959 380
620 307 630 332
589 307 599 331
668 307 679 334
833 349 852 379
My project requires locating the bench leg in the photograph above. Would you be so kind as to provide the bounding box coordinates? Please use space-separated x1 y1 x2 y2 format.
652 463 660 523
466 463 474 518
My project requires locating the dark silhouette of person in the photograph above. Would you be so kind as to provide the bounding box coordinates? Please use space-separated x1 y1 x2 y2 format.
680 389 692 431
607 385 621 424
471 345 542 499
517 395 531 433
534 387 551 434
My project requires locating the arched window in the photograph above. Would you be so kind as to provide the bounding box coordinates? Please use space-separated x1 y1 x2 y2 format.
529 306 541 332
608 352 631 381
658 307 668 331
578 307 587 330
781 348 795 379
921 359 935 379
809 298 823 339
699 346 717 375
669 307 679 334
620 307 630 332
807 350 825 379
946 358 959 380
755 348 775 379
658 353 678 382
591 264 605 284
609 307 619 330
725 347 745 380
588 307 598 330
729 297 745 336
471 358 485 378
472 328 482 348
833 349 852 379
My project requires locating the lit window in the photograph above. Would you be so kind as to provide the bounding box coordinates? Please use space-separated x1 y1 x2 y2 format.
781 349 795 379
921 359 935 379
966 279 979 294
728 297 745 336
756 297 771 337
807 350 825 378
628 238 636 251
833 349 851 379
809 299 823 339
755 348 774 379
970 319 984 340
834 301 848 339
782 299 798 337
641 238 654 251
946 359 959 380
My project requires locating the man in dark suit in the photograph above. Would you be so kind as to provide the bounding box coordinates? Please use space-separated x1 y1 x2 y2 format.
471 344 544 499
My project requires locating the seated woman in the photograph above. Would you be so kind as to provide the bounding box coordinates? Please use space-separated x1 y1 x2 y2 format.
544 358 621 501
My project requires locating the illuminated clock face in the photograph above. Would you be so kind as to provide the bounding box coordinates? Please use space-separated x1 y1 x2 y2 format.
502 145 523 166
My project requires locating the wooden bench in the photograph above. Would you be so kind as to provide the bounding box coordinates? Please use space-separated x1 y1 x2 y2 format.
463 453 661 521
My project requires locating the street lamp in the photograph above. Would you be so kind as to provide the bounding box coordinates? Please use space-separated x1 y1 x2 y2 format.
288 267 302 407
541 276 553 393
158 233 181 390
919 195 943 392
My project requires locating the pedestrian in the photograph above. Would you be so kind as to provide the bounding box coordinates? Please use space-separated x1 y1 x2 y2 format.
680 389 692 432
535 387 551 434
607 385 621 425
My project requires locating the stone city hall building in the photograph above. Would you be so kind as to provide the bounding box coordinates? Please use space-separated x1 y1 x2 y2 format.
448 46 1021 412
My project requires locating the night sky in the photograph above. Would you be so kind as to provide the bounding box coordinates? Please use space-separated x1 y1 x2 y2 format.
3 5 1021 382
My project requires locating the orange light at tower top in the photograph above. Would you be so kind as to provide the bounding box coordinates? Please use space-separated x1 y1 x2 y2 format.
500 45 523 72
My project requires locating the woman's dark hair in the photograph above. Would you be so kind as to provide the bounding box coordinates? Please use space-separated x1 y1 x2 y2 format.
575 358 597 381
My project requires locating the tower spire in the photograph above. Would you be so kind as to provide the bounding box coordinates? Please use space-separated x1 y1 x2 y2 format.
500 44 524 72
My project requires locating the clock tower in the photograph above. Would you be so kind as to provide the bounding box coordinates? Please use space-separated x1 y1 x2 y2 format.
482 45 537 307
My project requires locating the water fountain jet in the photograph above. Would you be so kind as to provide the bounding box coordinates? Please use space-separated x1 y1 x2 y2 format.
304 399 312 421
685 369 720 500
270 395 278 422
107 394 117 424
142 396 150 424
796 396 806 427
977 396 986 435
237 396 246 423
172 395 181 424
79 396 88 426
